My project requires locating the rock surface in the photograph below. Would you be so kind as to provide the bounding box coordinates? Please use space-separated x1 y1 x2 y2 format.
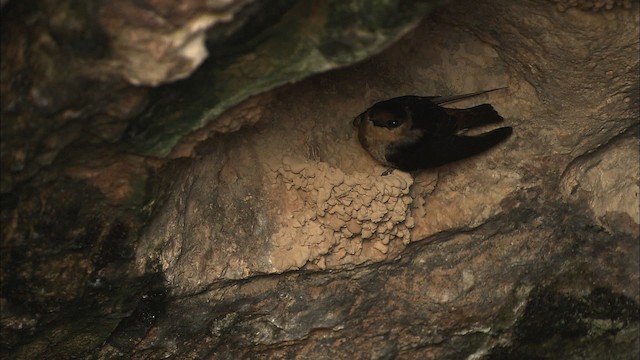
1 0 639 359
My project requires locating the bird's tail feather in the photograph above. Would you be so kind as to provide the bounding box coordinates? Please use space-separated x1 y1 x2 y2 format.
431 87 507 105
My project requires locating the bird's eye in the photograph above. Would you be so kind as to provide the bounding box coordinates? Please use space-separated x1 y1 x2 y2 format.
387 119 400 128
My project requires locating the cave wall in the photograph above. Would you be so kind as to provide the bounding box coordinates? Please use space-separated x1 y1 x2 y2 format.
136 0 639 292
1 0 639 359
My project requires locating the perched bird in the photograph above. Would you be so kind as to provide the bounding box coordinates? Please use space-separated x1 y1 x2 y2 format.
353 88 513 172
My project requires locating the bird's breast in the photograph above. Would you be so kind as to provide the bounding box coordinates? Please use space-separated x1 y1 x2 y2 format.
358 123 423 168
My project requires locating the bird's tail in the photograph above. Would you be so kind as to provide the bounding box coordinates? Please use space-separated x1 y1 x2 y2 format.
447 127 513 161
431 87 507 105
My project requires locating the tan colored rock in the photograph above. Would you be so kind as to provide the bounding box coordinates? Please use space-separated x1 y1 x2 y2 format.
121 0 637 357
561 134 640 235
97 0 253 86
134 0 638 298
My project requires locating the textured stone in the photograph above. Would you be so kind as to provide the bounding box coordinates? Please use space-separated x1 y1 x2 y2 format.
126 0 639 357
1 0 639 359
0 0 435 195
96 0 246 86
561 131 640 236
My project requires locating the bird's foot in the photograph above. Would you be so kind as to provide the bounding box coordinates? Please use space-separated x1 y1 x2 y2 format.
381 168 394 176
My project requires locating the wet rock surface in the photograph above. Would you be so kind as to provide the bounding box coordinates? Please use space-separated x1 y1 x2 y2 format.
1 0 639 359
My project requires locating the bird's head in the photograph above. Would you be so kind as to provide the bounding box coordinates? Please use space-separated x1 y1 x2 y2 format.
352 98 425 168
353 100 407 128
353 99 416 145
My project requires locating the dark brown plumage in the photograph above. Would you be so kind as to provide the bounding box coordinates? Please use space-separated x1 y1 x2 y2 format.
353 89 513 172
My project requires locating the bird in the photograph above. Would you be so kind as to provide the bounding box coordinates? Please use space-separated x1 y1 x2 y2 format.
353 88 513 173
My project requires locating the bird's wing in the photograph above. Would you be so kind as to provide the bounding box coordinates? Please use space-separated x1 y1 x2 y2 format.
396 97 455 135
431 87 507 105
